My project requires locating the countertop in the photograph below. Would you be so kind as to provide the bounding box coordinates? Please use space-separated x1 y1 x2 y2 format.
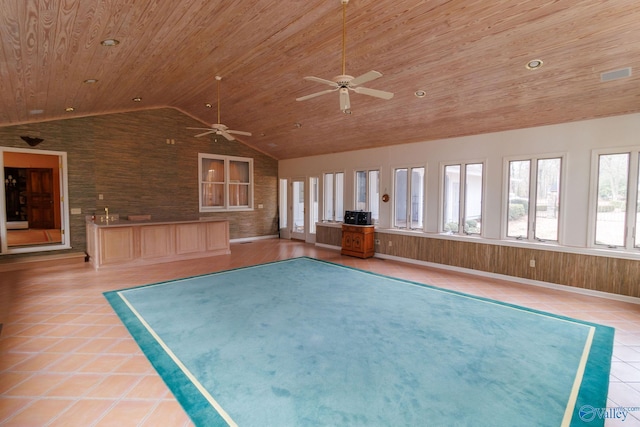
86 216 227 228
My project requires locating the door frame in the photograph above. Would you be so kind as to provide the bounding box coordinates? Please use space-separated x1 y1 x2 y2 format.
0 147 71 254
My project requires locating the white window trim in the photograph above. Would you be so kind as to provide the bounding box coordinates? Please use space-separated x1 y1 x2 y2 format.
587 146 640 251
354 167 381 224
438 159 486 236
198 153 254 212
321 170 346 222
392 163 427 231
501 152 566 244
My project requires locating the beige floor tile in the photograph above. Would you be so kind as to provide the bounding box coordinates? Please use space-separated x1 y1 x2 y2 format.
1 398 75 427
47 399 117 427
0 239 637 425
93 399 158 427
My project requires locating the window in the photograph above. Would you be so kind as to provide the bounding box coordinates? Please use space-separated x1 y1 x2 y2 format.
592 150 640 250
310 177 319 233
355 169 380 223
323 172 344 222
199 154 253 211
506 156 562 241
279 178 288 229
394 166 425 229
442 162 483 235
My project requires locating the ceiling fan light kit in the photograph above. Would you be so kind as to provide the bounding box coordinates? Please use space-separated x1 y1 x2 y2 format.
296 0 393 113
187 76 252 141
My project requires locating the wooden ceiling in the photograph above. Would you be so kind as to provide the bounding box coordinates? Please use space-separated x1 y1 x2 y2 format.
1 0 640 160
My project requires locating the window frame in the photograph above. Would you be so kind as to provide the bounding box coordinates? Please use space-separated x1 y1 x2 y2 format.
354 168 380 224
392 164 426 231
502 153 565 243
198 153 254 212
588 147 640 251
440 160 485 236
322 171 345 222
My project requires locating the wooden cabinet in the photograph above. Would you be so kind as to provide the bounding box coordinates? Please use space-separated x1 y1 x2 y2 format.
341 224 375 258
86 219 230 269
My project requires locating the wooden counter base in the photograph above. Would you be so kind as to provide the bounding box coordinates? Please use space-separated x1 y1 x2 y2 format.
86 219 230 269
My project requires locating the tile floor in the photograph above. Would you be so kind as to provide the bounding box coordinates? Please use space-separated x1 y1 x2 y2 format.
1 239 639 426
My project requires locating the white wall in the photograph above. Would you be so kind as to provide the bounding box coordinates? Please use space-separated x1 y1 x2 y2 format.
279 113 640 248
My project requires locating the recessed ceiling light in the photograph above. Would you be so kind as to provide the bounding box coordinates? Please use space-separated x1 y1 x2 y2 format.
414 90 427 98
29 109 44 115
84 79 98 84
293 122 302 128
526 59 543 70
205 103 212 108
101 39 120 46
132 97 142 102
65 107 75 112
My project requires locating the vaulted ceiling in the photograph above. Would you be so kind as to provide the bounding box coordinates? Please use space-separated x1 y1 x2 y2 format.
1 1 640 160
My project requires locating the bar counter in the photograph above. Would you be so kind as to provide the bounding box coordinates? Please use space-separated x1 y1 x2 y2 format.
86 217 230 270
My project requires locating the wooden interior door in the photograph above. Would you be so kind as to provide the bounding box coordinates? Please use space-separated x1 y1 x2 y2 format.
26 168 55 229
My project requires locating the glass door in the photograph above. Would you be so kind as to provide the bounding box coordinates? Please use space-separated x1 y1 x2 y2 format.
1 148 70 254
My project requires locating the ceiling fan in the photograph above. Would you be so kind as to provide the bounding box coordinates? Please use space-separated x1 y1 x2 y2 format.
296 0 393 113
188 76 251 141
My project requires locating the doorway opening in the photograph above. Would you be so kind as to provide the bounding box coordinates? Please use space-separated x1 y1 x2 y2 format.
1 148 70 255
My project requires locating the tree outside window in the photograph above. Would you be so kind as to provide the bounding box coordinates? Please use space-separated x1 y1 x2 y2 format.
443 163 483 235
593 151 640 250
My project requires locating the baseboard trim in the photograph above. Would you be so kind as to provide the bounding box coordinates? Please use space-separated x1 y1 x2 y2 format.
0 252 86 272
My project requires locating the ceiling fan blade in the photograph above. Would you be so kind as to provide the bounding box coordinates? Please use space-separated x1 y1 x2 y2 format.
303 76 339 87
227 130 252 136
353 86 394 100
296 88 338 101
339 87 351 111
187 127 214 131
219 130 235 141
194 130 216 138
350 70 383 86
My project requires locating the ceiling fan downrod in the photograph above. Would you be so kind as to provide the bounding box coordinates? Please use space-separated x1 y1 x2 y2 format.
342 0 348 76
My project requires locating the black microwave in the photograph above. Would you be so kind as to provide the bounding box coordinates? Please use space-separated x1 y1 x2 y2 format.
344 211 372 225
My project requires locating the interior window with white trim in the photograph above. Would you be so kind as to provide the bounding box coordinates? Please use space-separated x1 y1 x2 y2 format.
506 156 562 242
323 172 344 222
355 169 380 224
592 150 640 250
199 153 253 211
443 162 483 235
394 166 425 229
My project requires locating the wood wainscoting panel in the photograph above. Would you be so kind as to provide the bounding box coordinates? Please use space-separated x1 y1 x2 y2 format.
140 225 175 259
316 224 342 247
373 232 640 298
205 220 229 252
99 227 134 265
176 223 206 254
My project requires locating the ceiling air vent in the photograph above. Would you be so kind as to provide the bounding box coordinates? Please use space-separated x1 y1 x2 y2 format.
600 67 632 82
